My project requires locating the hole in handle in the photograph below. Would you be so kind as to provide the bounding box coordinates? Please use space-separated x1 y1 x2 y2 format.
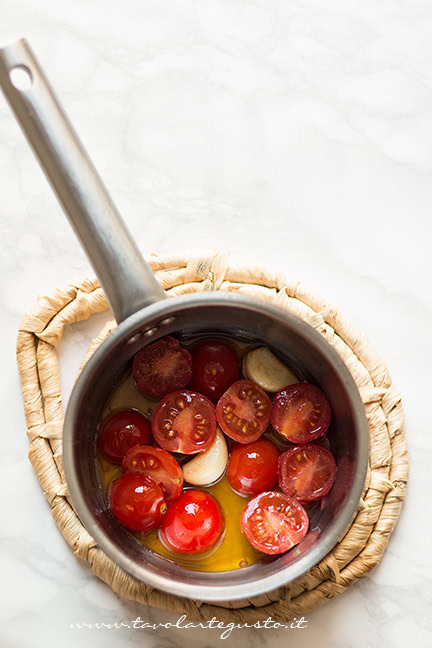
9 65 33 91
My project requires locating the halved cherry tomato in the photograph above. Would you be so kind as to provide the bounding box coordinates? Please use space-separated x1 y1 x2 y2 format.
97 409 152 464
133 336 192 398
109 472 167 532
152 390 216 454
278 444 336 503
241 491 309 555
216 380 272 443
227 439 280 496
160 489 224 554
189 340 240 402
271 382 331 444
122 445 183 505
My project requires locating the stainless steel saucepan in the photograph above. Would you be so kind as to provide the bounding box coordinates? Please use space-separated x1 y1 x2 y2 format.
0 39 368 601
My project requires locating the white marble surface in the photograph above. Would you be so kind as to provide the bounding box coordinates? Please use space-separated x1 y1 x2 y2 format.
1 0 431 646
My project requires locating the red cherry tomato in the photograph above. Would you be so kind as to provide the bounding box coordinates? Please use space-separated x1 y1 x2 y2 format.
216 380 272 443
278 444 336 503
152 390 216 454
133 336 192 398
189 340 240 402
122 445 183 505
271 382 331 444
160 489 224 554
109 472 167 532
97 410 152 464
227 439 280 496
241 491 309 555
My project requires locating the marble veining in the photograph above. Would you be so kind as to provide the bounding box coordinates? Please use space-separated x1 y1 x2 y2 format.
1 1 431 646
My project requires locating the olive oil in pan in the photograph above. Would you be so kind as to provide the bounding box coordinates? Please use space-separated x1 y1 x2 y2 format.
97 335 315 572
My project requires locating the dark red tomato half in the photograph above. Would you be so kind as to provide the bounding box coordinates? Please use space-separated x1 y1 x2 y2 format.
241 491 309 555
152 390 217 454
122 445 183 505
133 336 192 398
98 409 152 464
278 444 336 503
189 340 240 403
109 472 167 532
160 489 224 554
227 439 280 496
216 380 272 443
271 382 331 444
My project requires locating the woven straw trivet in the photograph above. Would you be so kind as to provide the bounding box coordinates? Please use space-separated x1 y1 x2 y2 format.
16 250 408 623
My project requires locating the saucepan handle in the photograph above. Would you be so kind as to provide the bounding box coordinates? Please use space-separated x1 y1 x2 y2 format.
0 38 166 323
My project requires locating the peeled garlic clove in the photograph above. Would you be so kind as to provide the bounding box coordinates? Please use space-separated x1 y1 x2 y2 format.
243 346 298 393
182 427 228 486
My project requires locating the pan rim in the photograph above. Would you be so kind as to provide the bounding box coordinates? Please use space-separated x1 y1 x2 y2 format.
63 292 369 601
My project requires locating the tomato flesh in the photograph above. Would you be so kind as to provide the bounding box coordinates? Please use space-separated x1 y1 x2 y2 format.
122 445 183 505
109 472 167 532
278 444 336 503
160 489 224 554
227 439 280 496
216 380 272 443
152 390 217 454
271 382 331 444
241 491 309 555
133 336 192 398
189 340 240 403
97 409 152 464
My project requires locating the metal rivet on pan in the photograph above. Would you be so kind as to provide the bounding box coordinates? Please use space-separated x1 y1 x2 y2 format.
144 327 158 337
160 317 176 326
127 333 142 345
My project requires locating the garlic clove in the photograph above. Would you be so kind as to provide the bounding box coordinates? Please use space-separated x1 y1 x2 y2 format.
243 346 298 393
182 427 228 486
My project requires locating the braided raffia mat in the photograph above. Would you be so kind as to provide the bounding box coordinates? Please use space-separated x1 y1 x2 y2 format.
17 250 408 623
